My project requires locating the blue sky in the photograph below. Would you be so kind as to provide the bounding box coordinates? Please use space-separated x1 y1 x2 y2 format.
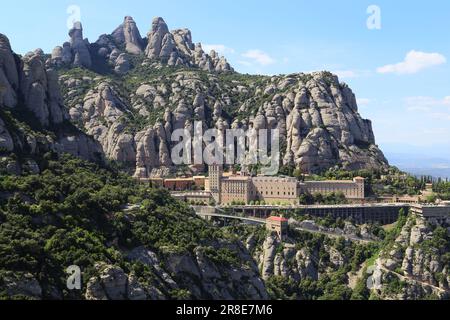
1 0 450 162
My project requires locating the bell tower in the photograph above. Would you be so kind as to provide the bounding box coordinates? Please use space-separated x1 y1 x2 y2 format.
209 164 222 204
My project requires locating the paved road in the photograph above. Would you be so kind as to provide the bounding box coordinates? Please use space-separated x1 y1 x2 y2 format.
294 227 375 243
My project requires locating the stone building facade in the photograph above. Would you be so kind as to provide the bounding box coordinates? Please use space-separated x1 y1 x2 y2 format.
302 177 365 200
266 216 289 241
206 166 365 205
156 165 366 205
251 176 300 204
221 176 252 204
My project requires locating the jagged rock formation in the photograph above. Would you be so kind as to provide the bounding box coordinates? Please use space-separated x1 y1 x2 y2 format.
0 33 102 174
52 22 92 68
249 234 346 282
85 243 268 300
0 34 19 108
144 17 233 72
61 69 387 177
371 215 450 299
112 16 145 55
50 17 233 74
48 16 388 176
1 272 43 300
10 16 387 176
5 244 269 300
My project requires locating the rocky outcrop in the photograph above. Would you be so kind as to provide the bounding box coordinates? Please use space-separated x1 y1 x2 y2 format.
21 50 66 127
0 33 103 171
280 72 386 171
85 262 162 300
84 244 268 300
145 17 171 59
144 17 233 72
1 39 68 127
50 17 233 74
52 22 92 68
0 34 19 108
68 81 136 163
0 117 14 151
255 235 321 282
371 215 450 299
112 16 144 55
70 22 92 68
163 243 268 300
0 273 43 299
113 53 131 75
62 69 387 178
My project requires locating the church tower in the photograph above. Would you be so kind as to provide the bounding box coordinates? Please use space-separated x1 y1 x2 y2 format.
209 164 223 204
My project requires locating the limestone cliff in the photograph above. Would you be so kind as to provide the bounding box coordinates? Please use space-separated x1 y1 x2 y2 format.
60 69 388 177
4 16 388 176
371 215 450 299
0 33 102 174
50 17 233 74
85 244 268 300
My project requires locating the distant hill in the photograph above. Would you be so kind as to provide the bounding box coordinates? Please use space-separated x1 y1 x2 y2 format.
384 151 450 179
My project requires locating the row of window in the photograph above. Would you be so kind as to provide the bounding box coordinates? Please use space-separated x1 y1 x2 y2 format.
251 190 296 197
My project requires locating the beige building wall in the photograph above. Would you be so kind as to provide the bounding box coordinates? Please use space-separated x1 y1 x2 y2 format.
221 177 251 204
206 166 366 205
304 177 365 199
209 165 223 204
204 178 211 192
266 217 289 240
251 176 300 205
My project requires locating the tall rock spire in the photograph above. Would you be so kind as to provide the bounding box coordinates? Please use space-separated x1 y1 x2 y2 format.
0 33 19 108
69 22 92 68
112 16 144 55
145 17 170 59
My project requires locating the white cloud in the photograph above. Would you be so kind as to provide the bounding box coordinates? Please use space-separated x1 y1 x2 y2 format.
202 44 235 55
241 50 276 66
377 50 446 75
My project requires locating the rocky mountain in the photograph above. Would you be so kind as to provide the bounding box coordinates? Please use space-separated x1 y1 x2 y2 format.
0 33 102 175
61 68 387 177
371 214 450 299
84 243 268 300
1 15 448 302
1 160 448 301
50 17 233 74
39 16 387 177
230 212 450 300
0 153 269 300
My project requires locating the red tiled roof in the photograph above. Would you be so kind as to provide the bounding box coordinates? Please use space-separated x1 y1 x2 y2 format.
267 216 288 222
